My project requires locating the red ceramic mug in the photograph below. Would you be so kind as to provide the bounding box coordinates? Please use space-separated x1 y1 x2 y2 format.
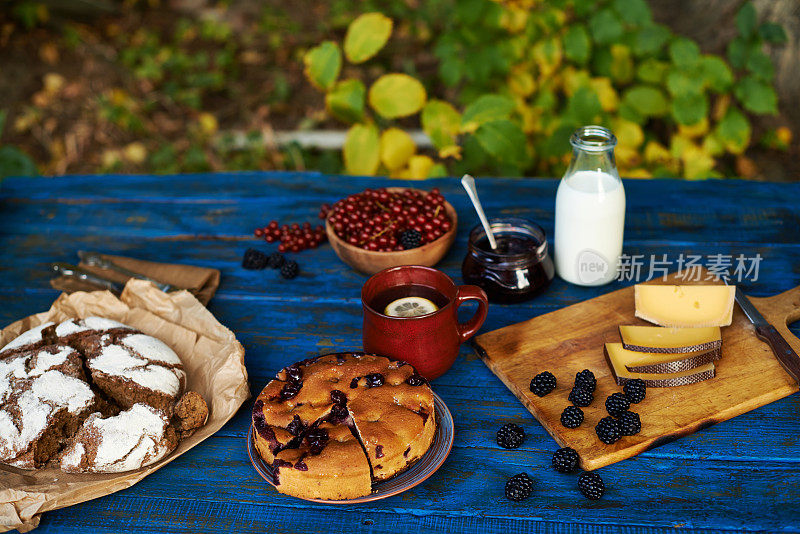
361 265 489 380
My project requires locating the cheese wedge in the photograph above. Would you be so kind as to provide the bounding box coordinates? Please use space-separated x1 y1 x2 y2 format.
619 325 722 354
604 343 715 387
634 284 735 327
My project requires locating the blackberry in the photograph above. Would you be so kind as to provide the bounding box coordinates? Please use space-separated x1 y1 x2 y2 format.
284 364 302 383
330 390 347 405
280 260 299 279
595 416 621 444
366 373 385 387
504 473 534 502
617 411 641 436
529 371 557 397
605 392 630 417
286 415 306 436
280 381 302 400
578 471 605 500
267 251 285 269
574 369 597 392
400 229 423 250
551 447 580 473
329 403 349 423
568 386 593 407
406 374 426 386
560 405 584 429
496 423 525 449
623 378 647 403
306 427 329 454
242 248 268 270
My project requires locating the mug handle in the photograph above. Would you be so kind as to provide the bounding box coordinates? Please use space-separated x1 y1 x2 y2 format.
455 285 489 342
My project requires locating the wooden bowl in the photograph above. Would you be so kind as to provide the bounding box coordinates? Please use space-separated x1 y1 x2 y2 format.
325 188 458 275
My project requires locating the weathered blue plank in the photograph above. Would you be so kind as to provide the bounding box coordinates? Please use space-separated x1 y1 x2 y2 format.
1 172 799 534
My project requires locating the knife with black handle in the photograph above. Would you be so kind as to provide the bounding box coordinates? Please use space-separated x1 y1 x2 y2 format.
735 286 800 384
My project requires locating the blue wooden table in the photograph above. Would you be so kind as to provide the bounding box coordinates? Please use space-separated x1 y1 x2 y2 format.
1 172 799 533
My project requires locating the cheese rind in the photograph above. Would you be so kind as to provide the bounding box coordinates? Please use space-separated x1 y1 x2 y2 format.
634 285 735 327
604 343 716 387
624 347 721 374
619 325 722 354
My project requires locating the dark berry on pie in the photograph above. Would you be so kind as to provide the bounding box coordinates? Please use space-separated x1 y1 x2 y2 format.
285 365 303 383
286 415 306 436
330 389 347 405
406 374 426 386
366 373 385 387
280 381 302 400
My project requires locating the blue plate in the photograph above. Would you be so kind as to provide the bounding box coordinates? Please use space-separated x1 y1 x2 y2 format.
247 392 454 503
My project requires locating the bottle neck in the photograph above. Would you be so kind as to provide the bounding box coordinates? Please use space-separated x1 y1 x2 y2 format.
564 147 621 182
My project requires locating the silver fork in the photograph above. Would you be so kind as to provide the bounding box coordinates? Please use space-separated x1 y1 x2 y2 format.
78 251 175 293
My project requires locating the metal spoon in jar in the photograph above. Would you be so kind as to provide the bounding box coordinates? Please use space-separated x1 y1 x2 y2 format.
461 174 498 250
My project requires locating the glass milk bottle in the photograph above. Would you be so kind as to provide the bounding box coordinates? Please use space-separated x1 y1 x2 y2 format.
554 126 626 286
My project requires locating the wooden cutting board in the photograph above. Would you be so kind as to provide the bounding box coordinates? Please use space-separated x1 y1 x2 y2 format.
472 271 800 470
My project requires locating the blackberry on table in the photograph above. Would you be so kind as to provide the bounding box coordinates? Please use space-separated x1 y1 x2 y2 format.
530 371 557 397
551 447 580 473
574 369 597 393
595 416 621 444
617 411 641 436
280 260 299 279
578 471 605 500
605 392 630 417
560 405 584 429
496 423 525 449
623 378 647 403
568 386 593 407
242 248 268 270
400 229 423 250
504 473 534 502
267 251 285 269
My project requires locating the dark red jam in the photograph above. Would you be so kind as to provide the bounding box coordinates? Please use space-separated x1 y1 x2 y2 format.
462 218 554 304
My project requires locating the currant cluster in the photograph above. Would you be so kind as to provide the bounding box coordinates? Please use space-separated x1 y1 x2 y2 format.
253 221 327 253
327 188 452 252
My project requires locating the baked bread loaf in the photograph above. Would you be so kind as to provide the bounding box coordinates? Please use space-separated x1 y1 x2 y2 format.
252 352 436 500
0 317 207 473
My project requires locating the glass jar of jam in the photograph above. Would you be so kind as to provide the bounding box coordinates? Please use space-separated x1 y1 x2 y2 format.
462 218 555 303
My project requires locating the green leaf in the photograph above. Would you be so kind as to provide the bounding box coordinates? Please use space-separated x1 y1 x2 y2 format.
668 37 700 68
632 24 670 57
368 74 426 119
636 58 669 84
759 22 787 44
727 37 748 69
343 123 380 175
539 123 575 158
735 2 757 38
325 79 366 123
734 76 778 115
572 0 596 18
609 44 634 83
472 119 529 166
702 55 734 92
671 92 708 125
564 86 603 124
745 50 774 81
618 101 645 124
343 12 393 64
303 41 341 91
715 107 751 154
589 9 624 45
612 0 652 26
0 145 38 180
563 24 591 65
622 85 669 117
461 94 515 133
666 69 704 97
0 110 6 133
422 100 462 151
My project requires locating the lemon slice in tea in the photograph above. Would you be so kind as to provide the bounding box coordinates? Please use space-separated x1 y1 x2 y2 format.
384 296 439 318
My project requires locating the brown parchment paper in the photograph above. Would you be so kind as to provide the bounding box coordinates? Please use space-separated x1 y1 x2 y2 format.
0 279 250 532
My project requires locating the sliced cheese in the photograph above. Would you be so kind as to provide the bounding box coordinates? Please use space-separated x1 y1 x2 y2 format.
619 325 722 354
604 343 715 387
634 284 735 327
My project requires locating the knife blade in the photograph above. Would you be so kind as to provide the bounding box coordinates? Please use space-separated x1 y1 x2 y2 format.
77 251 174 293
51 262 124 295
735 286 800 384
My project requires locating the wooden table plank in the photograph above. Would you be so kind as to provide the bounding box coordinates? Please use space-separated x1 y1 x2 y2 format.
1 173 799 533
